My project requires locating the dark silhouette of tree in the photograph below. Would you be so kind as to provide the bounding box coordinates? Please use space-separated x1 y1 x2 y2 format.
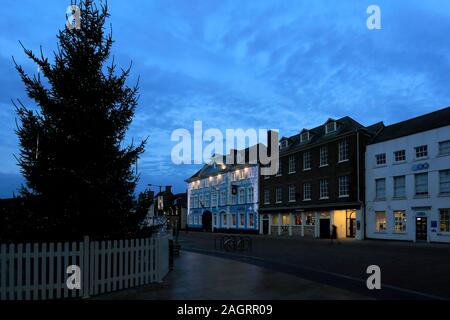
12 0 146 240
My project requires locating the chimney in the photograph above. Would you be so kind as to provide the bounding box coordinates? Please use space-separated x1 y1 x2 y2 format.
165 185 172 194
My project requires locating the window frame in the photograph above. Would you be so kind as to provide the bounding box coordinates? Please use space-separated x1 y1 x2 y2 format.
319 178 329 199
375 153 386 166
415 145 428 159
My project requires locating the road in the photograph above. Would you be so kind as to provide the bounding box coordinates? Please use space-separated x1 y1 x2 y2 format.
178 231 450 299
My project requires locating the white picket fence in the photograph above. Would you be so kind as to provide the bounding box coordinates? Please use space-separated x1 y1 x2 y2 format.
0 235 170 300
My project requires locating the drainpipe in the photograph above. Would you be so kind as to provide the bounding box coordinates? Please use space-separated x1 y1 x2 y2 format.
357 130 365 240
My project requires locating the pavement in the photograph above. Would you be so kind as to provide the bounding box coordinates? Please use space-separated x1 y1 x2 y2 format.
178 231 450 299
95 232 450 300
95 250 368 300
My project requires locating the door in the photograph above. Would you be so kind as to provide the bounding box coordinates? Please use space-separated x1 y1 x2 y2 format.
347 218 356 238
416 217 427 241
320 219 331 239
263 220 269 235
202 211 212 232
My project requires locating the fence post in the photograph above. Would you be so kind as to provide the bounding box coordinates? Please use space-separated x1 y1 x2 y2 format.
82 236 90 299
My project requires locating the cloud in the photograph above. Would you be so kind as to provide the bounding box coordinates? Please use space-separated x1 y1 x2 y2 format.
1 0 450 197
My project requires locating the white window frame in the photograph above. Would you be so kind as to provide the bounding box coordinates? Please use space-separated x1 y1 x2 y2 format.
375 211 387 232
320 146 328 167
375 153 386 166
338 139 349 162
300 131 309 142
220 190 226 206
439 140 450 156
319 179 329 199
212 192 218 207
338 175 349 197
247 187 254 203
303 183 311 201
393 210 407 233
393 175 406 198
303 151 311 170
264 189 270 204
394 150 406 162
415 145 428 159
439 170 450 195
440 208 450 233
238 188 245 204
325 121 336 134
414 173 428 196
276 187 282 203
375 178 386 200
288 184 296 202
288 155 296 174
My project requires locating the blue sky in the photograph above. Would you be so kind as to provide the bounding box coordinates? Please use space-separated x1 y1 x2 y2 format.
1 0 450 197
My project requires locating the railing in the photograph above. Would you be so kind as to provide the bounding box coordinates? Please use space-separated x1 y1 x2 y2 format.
214 235 252 252
0 235 169 300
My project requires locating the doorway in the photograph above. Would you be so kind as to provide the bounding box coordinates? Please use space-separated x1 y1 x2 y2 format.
262 215 269 235
415 217 427 241
320 219 330 239
202 211 212 232
346 210 356 238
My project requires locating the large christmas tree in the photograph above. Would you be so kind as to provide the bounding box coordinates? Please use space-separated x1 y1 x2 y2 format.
13 0 146 240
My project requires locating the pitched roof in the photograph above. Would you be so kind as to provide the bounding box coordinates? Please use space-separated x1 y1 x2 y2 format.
371 106 450 144
279 116 366 154
185 144 266 182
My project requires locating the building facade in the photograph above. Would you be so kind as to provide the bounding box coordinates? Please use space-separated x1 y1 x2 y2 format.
259 117 381 239
365 107 450 243
186 147 262 233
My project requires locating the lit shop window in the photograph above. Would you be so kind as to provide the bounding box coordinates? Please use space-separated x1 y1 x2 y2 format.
295 214 302 225
240 213 245 227
249 213 254 227
440 209 450 233
375 211 387 232
393 210 407 233
231 213 236 227
222 213 227 226
305 213 315 226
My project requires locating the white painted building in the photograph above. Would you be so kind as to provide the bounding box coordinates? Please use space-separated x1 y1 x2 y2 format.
365 107 450 243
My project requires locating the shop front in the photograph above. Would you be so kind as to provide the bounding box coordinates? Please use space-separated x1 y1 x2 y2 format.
260 208 362 239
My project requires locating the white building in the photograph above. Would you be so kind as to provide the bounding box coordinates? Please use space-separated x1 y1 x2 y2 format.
186 146 262 233
365 107 450 243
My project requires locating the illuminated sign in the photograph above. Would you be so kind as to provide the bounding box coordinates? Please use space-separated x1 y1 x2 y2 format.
411 162 429 171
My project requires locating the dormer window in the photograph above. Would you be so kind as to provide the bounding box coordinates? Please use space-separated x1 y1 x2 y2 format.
325 121 337 134
280 140 288 149
300 131 310 142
